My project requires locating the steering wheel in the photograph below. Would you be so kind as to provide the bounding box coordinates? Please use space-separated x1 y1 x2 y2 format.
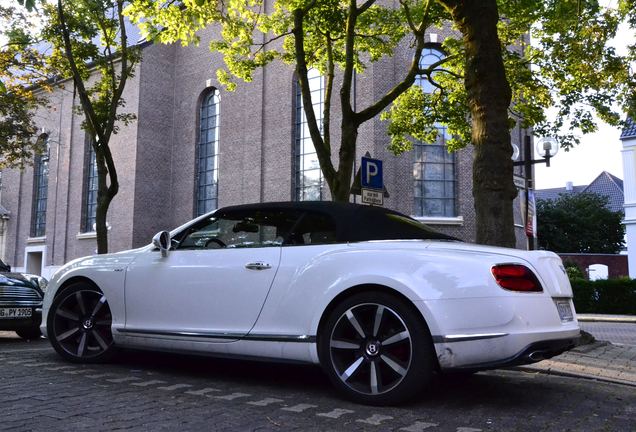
204 238 226 249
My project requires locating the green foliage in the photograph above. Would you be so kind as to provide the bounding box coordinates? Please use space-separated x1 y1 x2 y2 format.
537 193 625 253
126 0 636 156
2 0 140 253
126 0 428 87
0 4 51 168
17 0 38 12
571 278 636 315
126 0 443 201
563 260 585 279
40 1 141 137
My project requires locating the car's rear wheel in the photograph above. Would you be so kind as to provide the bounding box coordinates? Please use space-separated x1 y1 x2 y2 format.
16 326 41 340
318 291 435 405
47 283 115 363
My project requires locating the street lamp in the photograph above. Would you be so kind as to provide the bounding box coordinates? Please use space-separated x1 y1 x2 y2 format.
512 135 559 250
514 136 559 168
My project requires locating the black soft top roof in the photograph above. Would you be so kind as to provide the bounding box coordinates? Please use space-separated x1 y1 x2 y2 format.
218 201 457 242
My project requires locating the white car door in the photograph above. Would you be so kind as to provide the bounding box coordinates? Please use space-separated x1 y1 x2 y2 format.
123 208 301 340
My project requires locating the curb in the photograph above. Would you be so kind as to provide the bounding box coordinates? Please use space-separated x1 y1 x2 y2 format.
514 365 636 388
576 314 636 324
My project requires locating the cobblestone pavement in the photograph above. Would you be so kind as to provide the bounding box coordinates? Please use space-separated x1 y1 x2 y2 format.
1 334 635 432
579 322 636 346
520 341 636 387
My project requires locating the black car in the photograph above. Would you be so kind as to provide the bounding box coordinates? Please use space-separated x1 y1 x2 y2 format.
0 259 47 339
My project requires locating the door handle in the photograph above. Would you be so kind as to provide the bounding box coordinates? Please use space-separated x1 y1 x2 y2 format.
245 262 272 270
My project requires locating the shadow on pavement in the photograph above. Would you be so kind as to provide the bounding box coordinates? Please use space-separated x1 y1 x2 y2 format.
110 348 565 409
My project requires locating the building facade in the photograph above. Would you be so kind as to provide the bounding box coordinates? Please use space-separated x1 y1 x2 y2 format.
620 118 636 278
0 27 531 277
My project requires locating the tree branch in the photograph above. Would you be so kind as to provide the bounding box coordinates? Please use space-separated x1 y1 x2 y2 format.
56 0 102 142
356 0 376 16
354 0 431 124
323 32 334 153
340 0 357 121
293 8 336 183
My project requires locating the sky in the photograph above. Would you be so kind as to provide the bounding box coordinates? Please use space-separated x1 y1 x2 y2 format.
534 121 626 190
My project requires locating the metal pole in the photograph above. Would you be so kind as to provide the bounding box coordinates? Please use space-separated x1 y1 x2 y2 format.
524 135 534 250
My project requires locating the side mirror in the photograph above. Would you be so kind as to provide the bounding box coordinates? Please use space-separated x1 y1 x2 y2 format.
152 231 171 257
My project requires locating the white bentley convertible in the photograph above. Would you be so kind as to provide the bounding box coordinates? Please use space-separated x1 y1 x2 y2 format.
41 202 580 405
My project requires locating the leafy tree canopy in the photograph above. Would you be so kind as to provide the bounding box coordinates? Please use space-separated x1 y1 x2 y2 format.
124 0 635 247
537 192 625 254
126 0 635 154
2 0 140 253
0 5 51 168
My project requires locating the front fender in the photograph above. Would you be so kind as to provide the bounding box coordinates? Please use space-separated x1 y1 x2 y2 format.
41 252 139 338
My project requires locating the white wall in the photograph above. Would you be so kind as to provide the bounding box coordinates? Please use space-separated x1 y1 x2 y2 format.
621 135 636 278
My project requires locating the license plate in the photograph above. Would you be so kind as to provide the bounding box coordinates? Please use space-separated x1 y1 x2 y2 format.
555 300 573 322
0 307 33 319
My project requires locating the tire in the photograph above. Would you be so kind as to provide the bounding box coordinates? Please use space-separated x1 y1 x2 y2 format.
318 291 435 405
16 326 41 340
47 282 116 363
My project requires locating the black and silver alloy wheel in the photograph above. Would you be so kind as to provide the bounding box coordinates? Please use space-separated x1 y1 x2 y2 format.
319 292 435 405
48 283 115 363
330 303 412 395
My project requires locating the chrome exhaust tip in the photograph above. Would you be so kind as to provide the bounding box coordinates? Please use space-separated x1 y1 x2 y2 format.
528 351 545 362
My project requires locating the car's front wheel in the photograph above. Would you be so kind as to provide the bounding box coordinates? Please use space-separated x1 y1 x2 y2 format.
47 283 115 363
318 292 435 405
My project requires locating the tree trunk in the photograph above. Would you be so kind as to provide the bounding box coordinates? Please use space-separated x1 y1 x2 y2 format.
94 145 118 254
332 123 358 202
444 0 517 247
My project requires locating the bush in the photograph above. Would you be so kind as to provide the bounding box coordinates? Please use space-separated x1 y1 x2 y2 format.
563 260 585 280
571 278 636 315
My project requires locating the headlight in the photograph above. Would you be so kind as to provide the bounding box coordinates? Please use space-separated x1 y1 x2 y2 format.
24 274 48 291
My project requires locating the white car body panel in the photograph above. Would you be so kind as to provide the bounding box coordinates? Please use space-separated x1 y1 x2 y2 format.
123 246 281 337
41 207 580 371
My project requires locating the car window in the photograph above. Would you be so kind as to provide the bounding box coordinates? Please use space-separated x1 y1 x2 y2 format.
285 211 338 246
176 209 302 250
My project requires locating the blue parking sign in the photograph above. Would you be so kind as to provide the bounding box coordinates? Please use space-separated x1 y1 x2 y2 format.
361 157 383 190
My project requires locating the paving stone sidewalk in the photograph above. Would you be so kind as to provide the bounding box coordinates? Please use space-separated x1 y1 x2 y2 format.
518 341 636 387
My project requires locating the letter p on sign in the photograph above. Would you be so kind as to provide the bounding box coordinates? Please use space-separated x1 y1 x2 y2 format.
361 157 383 190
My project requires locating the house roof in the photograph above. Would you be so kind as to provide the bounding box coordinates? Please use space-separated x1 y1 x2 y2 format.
583 171 624 212
621 117 636 140
535 171 624 213
535 185 586 202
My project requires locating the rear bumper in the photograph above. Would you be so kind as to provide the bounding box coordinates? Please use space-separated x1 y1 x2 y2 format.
441 336 578 372
432 327 580 370
414 296 580 370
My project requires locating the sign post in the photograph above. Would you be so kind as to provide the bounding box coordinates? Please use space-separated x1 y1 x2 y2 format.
361 157 383 206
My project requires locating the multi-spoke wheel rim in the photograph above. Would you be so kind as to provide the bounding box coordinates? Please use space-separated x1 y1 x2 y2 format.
52 290 113 359
329 303 412 396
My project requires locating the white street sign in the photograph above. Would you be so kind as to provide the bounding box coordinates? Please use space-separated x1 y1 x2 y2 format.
362 188 383 206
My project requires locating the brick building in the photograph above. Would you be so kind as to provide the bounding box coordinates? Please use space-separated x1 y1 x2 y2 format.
0 27 531 277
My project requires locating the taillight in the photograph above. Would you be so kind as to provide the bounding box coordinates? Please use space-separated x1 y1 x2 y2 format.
491 264 543 292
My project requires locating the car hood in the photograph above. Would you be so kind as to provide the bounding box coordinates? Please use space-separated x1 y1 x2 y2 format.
427 242 573 297
0 272 38 289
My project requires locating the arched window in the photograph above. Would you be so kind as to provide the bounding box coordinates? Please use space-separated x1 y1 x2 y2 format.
31 134 49 237
294 68 324 201
196 89 220 216
413 47 456 218
82 135 97 233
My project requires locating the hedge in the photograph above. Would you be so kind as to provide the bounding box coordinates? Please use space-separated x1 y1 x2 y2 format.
571 278 636 315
